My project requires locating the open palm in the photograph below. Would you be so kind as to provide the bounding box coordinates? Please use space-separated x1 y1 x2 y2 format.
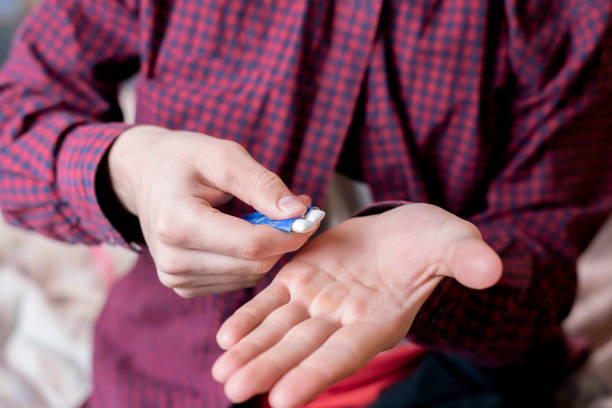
212 204 502 407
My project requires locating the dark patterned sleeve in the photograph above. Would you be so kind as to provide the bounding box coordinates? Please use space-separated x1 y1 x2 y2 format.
0 0 139 246
408 1 612 365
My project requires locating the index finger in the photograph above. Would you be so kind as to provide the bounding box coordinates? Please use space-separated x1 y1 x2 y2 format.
160 200 318 259
197 141 307 220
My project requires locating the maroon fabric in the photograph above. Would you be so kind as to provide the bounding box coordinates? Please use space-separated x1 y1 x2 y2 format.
1 1 611 406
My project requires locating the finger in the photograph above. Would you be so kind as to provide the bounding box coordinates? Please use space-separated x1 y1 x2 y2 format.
154 248 280 279
444 237 502 290
173 280 262 298
213 302 309 383
199 141 306 219
216 284 291 349
276 261 335 307
222 317 339 403
193 184 233 206
156 201 315 259
298 194 312 207
158 269 266 289
268 322 384 408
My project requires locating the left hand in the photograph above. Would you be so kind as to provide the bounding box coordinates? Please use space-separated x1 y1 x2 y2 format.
212 204 502 407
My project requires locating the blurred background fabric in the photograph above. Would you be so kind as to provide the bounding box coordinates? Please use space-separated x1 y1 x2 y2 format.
560 218 612 408
0 5 138 405
0 2 611 407
0 0 36 61
0 221 136 407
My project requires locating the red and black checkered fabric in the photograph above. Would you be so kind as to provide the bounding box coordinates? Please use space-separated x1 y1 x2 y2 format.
0 1 611 406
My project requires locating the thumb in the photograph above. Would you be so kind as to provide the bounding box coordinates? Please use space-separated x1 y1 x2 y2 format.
444 238 503 290
203 141 307 219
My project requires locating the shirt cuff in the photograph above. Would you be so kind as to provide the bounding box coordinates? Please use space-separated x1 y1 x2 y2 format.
351 200 410 217
56 122 134 247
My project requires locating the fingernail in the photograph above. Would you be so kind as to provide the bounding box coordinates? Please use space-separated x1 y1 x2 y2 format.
278 195 305 215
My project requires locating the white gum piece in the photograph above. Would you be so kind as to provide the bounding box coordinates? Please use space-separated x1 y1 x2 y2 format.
290 219 315 233
305 208 326 224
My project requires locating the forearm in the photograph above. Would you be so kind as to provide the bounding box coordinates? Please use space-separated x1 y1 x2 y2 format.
0 0 139 246
0 121 131 244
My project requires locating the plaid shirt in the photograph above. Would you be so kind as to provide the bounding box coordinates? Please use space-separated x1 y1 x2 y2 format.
1 1 611 406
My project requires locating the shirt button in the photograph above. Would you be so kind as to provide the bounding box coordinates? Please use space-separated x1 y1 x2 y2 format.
129 242 143 252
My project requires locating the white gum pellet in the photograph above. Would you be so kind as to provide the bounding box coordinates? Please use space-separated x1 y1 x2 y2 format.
305 208 326 223
289 208 326 233
291 219 315 233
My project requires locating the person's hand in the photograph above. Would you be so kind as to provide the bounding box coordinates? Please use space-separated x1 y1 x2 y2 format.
108 125 317 297
212 204 502 407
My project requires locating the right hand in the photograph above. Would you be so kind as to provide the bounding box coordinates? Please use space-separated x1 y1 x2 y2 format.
108 125 317 297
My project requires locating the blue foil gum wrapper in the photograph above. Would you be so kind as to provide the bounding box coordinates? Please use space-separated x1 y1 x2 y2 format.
242 207 326 233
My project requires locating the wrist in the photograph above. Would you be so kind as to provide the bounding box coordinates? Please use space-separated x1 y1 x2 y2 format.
96 146 145 246
108 125 167 215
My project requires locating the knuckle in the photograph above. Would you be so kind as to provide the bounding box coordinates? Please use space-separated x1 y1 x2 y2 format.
217 140 246 165
157 270 178 288
462 219 482 238
214 161 239 192
173 288 199 298
156 251 187 275
251 259 274 275
441 216 481 241
226 140 248 154
254 169 282 192
237 240 267 260
237 245 259 260
154 217 185 245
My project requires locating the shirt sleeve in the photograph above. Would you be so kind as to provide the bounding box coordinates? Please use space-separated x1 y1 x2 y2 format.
0 0 139 246
408 2 612 365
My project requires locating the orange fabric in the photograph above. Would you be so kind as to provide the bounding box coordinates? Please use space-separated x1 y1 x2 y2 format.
259 342 426 408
